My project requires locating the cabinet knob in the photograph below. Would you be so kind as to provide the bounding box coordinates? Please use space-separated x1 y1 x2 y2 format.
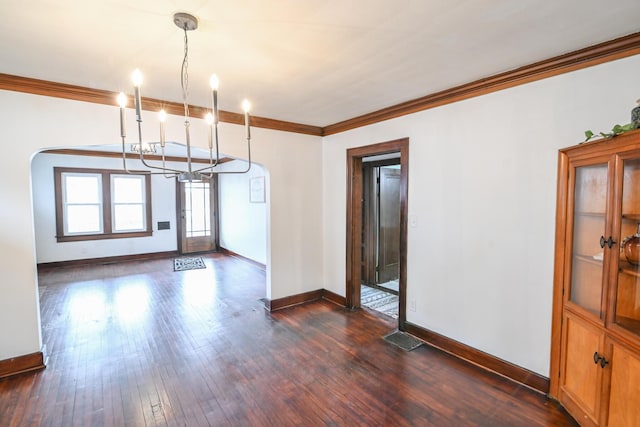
593 351 609 368
599 235 617 249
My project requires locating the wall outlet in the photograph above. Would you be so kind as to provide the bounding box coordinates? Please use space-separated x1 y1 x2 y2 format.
409 299 416 312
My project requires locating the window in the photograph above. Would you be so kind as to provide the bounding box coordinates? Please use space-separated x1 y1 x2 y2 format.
54 167 152 242
111 175 146 232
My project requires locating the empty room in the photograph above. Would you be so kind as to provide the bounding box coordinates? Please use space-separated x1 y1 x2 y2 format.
1 1 640 426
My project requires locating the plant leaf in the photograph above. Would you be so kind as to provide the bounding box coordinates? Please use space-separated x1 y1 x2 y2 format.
584 130 594 141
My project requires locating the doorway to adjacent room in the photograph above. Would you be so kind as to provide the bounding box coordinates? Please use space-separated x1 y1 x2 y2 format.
346 138 408 328
361 160 401 318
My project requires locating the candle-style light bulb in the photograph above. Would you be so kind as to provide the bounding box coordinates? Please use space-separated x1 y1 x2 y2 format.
159 109 166 148
209 74 219 90
132 69 143 87
117 92 127 137
242 99 251 113
242 99 251 140
117 92 127 108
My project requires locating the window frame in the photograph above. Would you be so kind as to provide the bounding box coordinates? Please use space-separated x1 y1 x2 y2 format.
110 173 149 233
54 167 152 242
61 171 104 236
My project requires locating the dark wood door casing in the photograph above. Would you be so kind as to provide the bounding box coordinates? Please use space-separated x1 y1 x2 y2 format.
346 138 409 329
362 165 377 286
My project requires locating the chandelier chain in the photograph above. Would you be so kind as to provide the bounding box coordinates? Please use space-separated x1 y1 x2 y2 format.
181 26 190 119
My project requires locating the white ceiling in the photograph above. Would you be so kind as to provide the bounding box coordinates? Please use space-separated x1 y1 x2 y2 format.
1 1 639 128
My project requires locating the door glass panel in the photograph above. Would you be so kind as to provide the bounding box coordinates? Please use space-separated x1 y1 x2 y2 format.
616 158 640 336
184 182 211 238
570 164 607 316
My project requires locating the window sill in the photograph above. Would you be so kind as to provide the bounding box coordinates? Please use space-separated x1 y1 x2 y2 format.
56 231 152 243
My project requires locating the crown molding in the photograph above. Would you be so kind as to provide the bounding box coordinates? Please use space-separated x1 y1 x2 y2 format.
41 148 234 165
2 32 639 138
323 31 640 136
0 73 323 137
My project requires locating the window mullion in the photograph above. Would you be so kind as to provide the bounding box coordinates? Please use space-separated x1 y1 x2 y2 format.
103 172 112 234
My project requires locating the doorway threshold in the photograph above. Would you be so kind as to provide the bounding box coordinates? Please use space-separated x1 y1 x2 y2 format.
361 284 398 318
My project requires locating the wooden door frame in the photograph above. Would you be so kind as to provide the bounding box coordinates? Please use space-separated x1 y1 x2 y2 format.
175 175 220 254
361 164 377 286
346 138 409 329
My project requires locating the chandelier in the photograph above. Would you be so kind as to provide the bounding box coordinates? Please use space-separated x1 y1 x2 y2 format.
117 12 252 182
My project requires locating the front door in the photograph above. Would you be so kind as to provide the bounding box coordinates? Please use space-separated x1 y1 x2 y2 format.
178 177 218 254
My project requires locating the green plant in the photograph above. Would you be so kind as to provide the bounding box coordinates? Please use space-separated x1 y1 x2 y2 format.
584 123 636 142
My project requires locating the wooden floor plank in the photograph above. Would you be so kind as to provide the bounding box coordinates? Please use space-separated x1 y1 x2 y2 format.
0 253 577 426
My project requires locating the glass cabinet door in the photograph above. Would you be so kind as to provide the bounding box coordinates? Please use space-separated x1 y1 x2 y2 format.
615 158 640 336
570 164 608 317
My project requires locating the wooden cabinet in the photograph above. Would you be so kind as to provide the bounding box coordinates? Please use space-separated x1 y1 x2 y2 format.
550 130 640 427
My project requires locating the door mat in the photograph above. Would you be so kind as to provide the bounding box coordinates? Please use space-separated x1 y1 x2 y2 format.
174 257 206 271
383 330 423 352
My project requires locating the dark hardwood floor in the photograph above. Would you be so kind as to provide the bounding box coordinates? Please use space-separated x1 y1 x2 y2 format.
0 253 577 426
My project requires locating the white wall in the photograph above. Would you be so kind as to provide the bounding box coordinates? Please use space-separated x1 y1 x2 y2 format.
31 153 179 263
0 91 323 361
218 161 268 265
6 54 637 377
322 54 640 376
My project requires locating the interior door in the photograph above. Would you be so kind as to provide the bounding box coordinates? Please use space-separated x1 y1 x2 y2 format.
377 166 401 284
178 177 218 254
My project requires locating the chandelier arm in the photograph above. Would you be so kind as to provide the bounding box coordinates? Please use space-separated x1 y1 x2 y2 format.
191 141 218 178
121 136 139 175
136 148 186 174
209 123 220 168
122 136 186 177
185 122 194 174
200 123 221 170
135 156 185 174
132 118 184 174
196 137 252 175
161 149 174 178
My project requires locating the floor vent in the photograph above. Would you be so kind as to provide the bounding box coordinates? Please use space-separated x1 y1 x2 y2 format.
383 330 423 352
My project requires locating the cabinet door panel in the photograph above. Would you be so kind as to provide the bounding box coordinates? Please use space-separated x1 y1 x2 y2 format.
570 164 608 317
607 344 640 427
615 158 640 337
561 315 603 425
